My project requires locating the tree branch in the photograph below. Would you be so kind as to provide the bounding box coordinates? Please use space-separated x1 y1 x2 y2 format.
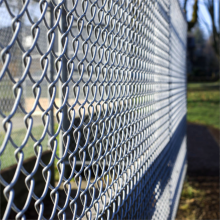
188 0 199 31
207 0 219 55
184 0 188 14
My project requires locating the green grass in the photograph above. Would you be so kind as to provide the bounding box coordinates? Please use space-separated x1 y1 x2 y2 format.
0 122 63 183
187 81 220 129
0 126 49 169
0 123 63 185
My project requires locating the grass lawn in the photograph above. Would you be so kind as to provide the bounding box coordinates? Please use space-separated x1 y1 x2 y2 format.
0 123 63 185
0 126 49 170
176 81 220 220
187 81 219 129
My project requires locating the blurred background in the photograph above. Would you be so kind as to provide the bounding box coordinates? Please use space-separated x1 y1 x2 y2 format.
177 0 219 219
0 1 219 219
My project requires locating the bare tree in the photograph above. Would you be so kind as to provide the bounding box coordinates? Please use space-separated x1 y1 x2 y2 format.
185 0 219 57
184 0 199 32
204 0 219 56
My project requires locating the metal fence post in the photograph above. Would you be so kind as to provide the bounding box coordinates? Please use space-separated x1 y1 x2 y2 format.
58 1 69 171
48 0 55 186
0 0 187 218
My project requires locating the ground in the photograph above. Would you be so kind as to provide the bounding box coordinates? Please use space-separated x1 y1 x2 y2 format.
187 81 219 129
1 82 219 219
176 82 220 220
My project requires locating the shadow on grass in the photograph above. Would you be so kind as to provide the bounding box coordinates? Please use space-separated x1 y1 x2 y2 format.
176 123 219 220
187 99 219 104
186 123 219 177
188 85 219 92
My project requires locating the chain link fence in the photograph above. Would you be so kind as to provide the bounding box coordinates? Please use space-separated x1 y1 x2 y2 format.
0 0 187 219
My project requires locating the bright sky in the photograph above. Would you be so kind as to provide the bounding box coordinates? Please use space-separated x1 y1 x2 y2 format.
179 0 219 39
0 2 40 28
0 0 219 40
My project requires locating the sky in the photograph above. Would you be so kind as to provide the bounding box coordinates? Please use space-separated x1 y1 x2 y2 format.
0 0 219 40
179 0 219 39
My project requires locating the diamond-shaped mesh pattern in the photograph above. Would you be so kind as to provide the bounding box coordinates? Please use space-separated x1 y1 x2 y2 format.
0 0 187 219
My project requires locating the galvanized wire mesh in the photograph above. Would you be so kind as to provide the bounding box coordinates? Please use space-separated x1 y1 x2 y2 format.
0 0 187 219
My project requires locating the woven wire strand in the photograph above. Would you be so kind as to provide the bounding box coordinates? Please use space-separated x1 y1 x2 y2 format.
0 0 187 219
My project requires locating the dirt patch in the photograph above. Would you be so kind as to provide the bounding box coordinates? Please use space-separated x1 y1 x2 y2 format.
176 176 219 220
176 123 220 220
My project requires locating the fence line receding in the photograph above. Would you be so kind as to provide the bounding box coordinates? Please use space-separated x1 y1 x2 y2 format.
0 0 187 219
